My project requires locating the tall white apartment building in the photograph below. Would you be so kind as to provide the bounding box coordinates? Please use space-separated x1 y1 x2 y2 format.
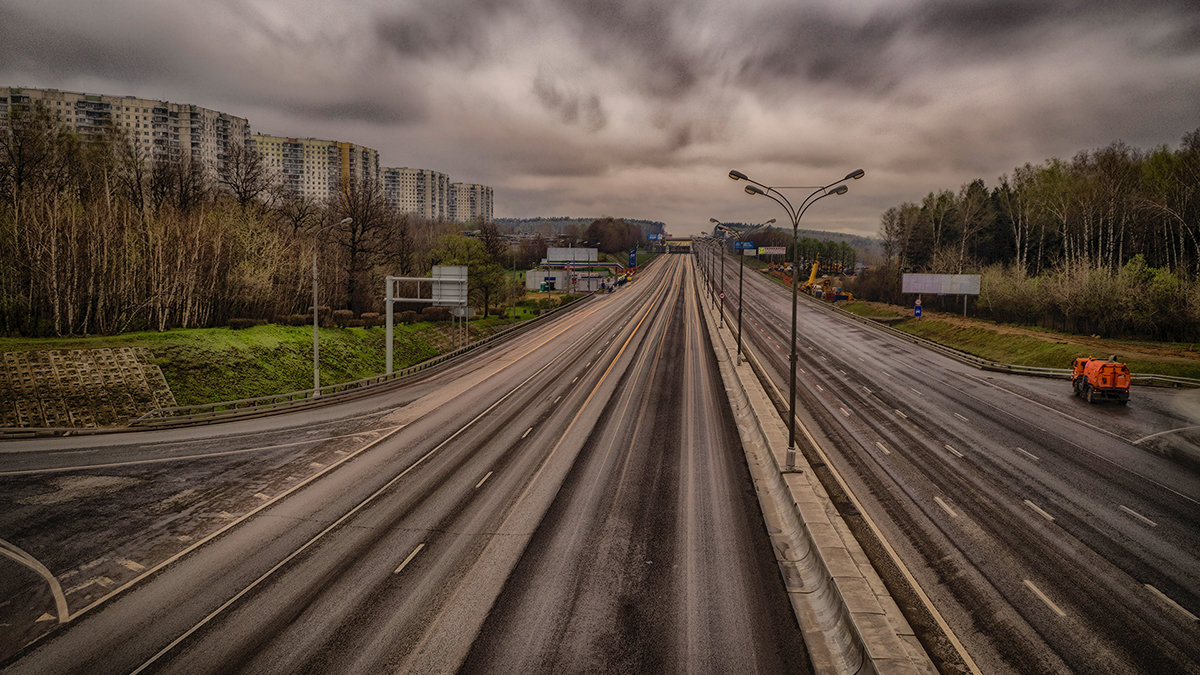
0 87 250 177
253 134 380 203
383 167 451 220
450 183 494 224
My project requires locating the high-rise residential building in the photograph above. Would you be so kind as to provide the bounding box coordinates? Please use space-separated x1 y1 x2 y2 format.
0 87 250 178
252 134 380 203
383 167 451 220
450 183 494 224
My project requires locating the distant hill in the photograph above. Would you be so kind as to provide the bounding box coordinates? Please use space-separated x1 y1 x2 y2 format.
496 217 666 238
496 216 880 260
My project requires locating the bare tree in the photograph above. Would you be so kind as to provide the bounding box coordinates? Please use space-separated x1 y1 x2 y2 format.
331 175 391 312
217 141 272 212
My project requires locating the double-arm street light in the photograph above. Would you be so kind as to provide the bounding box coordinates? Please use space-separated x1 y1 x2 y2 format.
313 216 353 396
711 217 777 362
709 219 732 328
729 168 864 470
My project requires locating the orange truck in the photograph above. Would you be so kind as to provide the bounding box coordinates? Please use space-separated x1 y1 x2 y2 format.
1071 356 1131 404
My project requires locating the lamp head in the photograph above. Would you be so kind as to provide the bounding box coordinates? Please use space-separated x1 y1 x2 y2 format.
729 169 748 182
844 169 865 181
763 218 776 226
830 184 849 196
745 184 765 196
709 218 720 224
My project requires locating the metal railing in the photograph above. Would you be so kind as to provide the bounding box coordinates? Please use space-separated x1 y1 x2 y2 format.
130 294 595 428
801 294 1200 388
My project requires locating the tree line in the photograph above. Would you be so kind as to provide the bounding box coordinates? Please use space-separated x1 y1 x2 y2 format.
0 103 548 337
857 129 1200 341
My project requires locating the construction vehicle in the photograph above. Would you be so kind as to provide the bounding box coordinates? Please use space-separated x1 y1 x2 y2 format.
802 262 819 291
1071 356 1131 404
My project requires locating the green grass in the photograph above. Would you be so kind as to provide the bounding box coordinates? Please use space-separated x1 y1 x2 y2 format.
837 303 1200 379
0 324 445 406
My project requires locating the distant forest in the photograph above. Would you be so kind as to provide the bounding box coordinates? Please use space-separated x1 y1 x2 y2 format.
853 130 1200 341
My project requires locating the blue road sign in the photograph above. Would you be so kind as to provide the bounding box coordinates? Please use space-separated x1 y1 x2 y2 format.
629 249 637 267
915 305 922 318
735 241 756 250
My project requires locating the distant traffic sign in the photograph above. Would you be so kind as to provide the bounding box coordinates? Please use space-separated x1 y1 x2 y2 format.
734 241 756 250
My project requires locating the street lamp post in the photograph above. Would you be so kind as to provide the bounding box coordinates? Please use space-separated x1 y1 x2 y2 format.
712 217 777 363
729 168 864 470
313 216 353 397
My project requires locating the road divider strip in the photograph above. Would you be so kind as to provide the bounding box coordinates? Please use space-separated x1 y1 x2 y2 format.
700 270 951 674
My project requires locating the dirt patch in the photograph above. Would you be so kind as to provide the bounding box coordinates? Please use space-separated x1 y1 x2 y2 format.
19 475 144 506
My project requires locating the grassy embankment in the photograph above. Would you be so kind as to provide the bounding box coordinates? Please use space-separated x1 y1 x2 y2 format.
741 263 1199 378
0 307 550 406
839 300 1200 379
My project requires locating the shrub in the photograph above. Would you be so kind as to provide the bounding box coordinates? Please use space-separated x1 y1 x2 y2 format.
228 318 261 330
399 310 418 324
360 312 382 327
347 319 365 328
332 309 354 328
287 314 310 326
422 306 451 321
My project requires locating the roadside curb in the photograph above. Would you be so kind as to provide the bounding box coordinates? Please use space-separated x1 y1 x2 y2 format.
695 276 936 674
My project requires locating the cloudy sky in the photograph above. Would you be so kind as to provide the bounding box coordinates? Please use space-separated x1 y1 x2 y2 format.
2 0 1198 237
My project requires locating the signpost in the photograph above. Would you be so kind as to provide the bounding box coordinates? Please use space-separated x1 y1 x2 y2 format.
902 273 980 316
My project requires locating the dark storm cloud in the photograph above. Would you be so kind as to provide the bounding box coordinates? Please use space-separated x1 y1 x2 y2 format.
0 5 179 84
373 0 523 62
557 0 703 100
289 96 426 126
532 72 607 131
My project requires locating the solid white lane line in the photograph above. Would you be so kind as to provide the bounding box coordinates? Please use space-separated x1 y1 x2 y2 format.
944 444 964 458
934 496 958 518
1024 499 1055 522
394 543 425 574
875 441 891 455
954 412 969 422
1145 584 1199 621
1015 447 1039 461
474 471 493 489
0 428 388 477
1119 505 1158 527
1134 425 1200 445
1024 580 1066 617
839 407 850 417
0 539 68 622
895 409 908 419
522 427 532 439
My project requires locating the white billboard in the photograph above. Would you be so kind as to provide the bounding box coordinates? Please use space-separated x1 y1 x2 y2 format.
902 273 981 295
546 247 598 263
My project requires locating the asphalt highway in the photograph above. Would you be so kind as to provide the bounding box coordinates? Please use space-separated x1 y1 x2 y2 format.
0 254 809 672
706 245 1200 673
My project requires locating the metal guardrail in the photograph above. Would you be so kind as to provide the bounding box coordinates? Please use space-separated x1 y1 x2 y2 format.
129 294 596 428
804 294 1200 388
